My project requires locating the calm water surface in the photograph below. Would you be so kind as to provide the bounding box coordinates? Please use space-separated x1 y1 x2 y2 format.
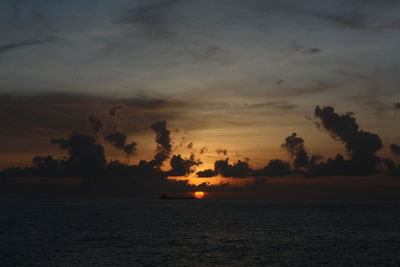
0 199 399 266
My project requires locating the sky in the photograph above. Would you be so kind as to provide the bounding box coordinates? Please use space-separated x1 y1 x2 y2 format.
1 0 400 196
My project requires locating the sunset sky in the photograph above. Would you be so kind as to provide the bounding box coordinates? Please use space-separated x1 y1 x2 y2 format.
1 0 400 190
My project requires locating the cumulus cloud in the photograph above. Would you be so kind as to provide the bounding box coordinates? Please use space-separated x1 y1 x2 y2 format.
254 159 292 177
197 158 252 178
196 169 217 177
281 133 310 169
105 130 137 157
168 153 201 176
313 106 382 174
314 106 382 157
50 133 106 177
150 121 172 167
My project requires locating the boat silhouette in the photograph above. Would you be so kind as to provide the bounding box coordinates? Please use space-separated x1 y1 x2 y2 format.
159 194 195 200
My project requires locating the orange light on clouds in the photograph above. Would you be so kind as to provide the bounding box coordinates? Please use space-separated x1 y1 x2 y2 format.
194 191 205 199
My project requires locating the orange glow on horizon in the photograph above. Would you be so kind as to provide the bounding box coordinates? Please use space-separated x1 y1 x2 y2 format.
194 191 205 199
168 173 254 186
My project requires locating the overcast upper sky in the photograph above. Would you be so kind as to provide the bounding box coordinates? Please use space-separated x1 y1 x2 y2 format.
1 0 400 171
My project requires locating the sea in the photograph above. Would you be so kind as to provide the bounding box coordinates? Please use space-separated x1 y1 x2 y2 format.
0 199 399 266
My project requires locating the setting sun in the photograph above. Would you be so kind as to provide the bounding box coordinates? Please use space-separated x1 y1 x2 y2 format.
194 191 205 199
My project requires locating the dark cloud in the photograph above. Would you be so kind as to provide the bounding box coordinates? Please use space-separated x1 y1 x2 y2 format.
352 67 385 117
289 41 321 56
109 106 122 116
150 121 172 167
303 48 321 55
394 102 400 117
0 94 186 137
390 144 400 156
186 142 193 149
313 13 400 30
88 115 103 135
0 36 54 54
11 0 30 17
105 130 137 157
277 82 340 98
336 70 367 80
244 101 287 109
216 148 228 156
0 122 229 197
1 103 399 198
313 106 382 175
243 0 400 32
31 155 61 177
197 169 217 177
1 0 56 56
316 13 368 29
50 133 106 177
276 104 297 111
290 41 303 51
206 100 298 113
119 0 183 39
168 153 201 176
254 159 292 177
308 154 353 177
1 122 167 179
199 45 226 59
177 136 187 147
196 158 253 178
199 147 208 155
120 97 184 110
383 158 400 177
281 133 310 169
184 44 231 64
314 106 382 157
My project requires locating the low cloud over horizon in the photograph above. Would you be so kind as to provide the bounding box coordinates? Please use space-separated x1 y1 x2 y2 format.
2 102 400 199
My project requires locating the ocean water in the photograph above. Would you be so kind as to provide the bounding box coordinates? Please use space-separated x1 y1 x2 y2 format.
0 199 400 266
